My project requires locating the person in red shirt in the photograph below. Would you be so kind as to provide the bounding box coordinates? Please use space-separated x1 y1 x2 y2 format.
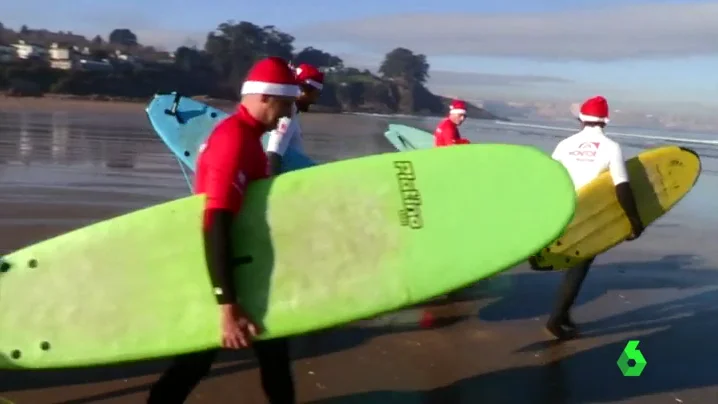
433 99 471 147
147 57 300 404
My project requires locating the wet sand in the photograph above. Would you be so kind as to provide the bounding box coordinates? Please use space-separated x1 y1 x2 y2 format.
2 100 718 403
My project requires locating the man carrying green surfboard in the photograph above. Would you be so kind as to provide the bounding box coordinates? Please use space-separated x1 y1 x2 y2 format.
542 96 644 340
147 56 300 403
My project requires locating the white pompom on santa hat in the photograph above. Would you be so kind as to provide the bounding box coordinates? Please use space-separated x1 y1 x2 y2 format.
240 56 300 97
578 96 610 123
449 99 467 115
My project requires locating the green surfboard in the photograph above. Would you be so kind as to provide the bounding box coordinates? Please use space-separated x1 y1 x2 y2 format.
0 144 575 369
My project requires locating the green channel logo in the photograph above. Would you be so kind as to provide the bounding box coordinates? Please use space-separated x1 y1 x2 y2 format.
617 340 647 376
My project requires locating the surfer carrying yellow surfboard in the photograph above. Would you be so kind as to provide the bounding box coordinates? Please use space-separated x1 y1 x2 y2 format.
544 96 645 340
266 63 325 175
147 57 300 404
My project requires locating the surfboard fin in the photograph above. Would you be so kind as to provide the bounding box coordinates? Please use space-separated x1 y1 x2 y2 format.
163 92 185 124
175 158 193 192
528 256 554 271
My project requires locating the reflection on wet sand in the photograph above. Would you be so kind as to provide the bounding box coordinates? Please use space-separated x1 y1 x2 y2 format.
1 106 718 403
0 109 186 256
52 112 69 164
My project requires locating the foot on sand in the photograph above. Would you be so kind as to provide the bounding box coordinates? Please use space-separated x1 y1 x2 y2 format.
545 319 578 341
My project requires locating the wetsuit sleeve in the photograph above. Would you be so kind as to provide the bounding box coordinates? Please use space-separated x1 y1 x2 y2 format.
267 152 282 176
609 144 642 227
203 210 236 304
201 131 244 304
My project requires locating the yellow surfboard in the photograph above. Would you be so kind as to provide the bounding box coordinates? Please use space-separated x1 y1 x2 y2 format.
531 146 701 270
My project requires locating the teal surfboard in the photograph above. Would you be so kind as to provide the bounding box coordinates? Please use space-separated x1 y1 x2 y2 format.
145 93 315 174
384 124 435 151
0 144 575 369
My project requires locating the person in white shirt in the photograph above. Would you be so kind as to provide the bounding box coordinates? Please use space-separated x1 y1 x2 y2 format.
544 96 644 340
265 63 324 175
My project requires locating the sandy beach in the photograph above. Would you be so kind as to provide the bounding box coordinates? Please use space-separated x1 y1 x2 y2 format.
1 98 718 403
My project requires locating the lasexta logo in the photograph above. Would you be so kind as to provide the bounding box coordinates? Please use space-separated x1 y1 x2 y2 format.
617 340 647 376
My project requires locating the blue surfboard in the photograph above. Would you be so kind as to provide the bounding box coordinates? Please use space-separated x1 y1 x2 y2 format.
145 93 316 178
384 124 434 152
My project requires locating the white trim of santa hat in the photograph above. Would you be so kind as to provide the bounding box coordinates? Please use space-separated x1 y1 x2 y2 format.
578 96 610 123
241 56 300 97
449 99 467 115
295 63 324 91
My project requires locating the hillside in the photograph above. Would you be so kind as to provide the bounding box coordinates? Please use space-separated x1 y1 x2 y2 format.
0 23 504 119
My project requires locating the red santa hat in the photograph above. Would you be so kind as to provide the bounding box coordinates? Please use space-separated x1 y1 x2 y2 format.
449 99 467 115
241 56 300 97
295 63 324 91
578 96 610 123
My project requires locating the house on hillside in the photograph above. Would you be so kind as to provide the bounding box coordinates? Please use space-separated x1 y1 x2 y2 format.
113 49 137 62
49 42 71 60
0 43 17 63
131 50 174 71
13 39 48 60
153 51 176 65
49 42 74 70
77 58 113 72
72 45 92 57
112 49 142 70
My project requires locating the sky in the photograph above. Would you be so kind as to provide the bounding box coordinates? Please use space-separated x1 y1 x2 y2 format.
2 0 718 116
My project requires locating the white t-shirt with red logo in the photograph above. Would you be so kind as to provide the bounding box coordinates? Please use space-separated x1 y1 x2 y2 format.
266 103 304 156
551 126 629 190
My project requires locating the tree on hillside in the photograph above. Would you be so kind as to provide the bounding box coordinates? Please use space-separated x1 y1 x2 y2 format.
294 47 344 69
20 25 29 35
91 35 103 46
109 29 138 47
203 21 295 92
379 47 429 85
261 25 295 61
91 49 110 60
175 46 212 72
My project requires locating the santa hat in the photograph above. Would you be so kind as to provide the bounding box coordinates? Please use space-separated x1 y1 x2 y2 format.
295 63 324 91
449 99 467 115
241 56 300 97
578 96 610 123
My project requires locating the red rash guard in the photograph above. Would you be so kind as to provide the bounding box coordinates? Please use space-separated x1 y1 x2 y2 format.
433 118 469 147
194 105 269 304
